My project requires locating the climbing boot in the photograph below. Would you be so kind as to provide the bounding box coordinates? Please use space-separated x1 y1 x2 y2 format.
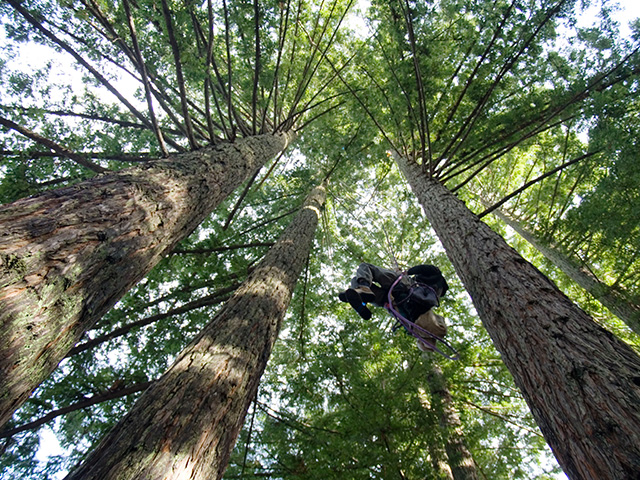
338 288 373 319
338 285 375 303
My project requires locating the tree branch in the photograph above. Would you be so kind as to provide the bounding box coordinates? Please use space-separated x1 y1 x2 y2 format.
478 151 600 218
123 0 169 156
460 399 543 437
171 242 275 255
400 0 432 174
7 0 153 134
67 285 239 357
160 0 198 149
0 116 108 173
0 382 152 439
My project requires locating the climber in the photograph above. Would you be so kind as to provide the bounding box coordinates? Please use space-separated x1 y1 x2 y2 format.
338 262 449 351
339 262 448 319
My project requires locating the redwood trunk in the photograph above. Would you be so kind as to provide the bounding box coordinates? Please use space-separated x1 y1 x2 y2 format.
492 208 640 335
63 185 325 480
427 364 478 480
397 156 640 480
0 132 292 428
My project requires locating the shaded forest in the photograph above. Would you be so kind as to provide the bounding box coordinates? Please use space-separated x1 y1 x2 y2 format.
1 0 639 479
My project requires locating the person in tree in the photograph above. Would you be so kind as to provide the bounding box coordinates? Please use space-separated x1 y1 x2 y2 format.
339 263 449 350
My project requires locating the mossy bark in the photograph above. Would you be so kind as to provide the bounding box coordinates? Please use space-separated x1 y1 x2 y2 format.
63 185 325 480
397 156 640 480
0 132 292 428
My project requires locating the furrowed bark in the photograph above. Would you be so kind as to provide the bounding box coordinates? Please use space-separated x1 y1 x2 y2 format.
0 132 292 429
64 184 325 480
396 155 640 480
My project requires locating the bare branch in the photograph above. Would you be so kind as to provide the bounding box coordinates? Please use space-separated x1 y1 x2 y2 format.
283 0 355 130
123 0 169 156
252 0 262 134
234 207 298 238
223 169 263 230
0 116 108 173
438 0 516 137
440 114 575 185
478 151 600 218
461 399 544 438
160 0 198 149
223 0 242 137
0 149 155 163
172 242 275 255
67 285 239 357
262 0 292 133
6 106 146 130
400 0 432 173
7 0 153 135
438 0 567 165
0 382 153 439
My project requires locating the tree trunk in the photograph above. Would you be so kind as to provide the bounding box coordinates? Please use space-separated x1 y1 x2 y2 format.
430 446 455 480
0 132 293 429
427 364 478 480
492 208 640 335
396 156 640 480
63 184 325 480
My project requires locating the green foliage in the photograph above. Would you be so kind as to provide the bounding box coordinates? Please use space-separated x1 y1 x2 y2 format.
223 178 559 479
2 0 639 478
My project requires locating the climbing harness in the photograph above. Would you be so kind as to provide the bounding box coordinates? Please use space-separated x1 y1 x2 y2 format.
386 275 459 360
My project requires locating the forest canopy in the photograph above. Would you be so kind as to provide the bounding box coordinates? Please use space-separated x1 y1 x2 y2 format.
0 0 639 479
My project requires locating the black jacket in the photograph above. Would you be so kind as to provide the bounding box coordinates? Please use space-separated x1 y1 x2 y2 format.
392 265 448 320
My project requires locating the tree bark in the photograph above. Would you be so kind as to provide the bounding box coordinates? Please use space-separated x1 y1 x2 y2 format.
63 184 325 480
396 155 640 480
492 208 640 335
427 364 478 480
0 132 293 429
429 443 455 480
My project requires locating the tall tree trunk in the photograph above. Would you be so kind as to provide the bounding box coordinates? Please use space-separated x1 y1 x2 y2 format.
63 184 326 480
491 208 640 335
396 156 640 480
428 441 455 480
427 364 478 480
0 132 293 429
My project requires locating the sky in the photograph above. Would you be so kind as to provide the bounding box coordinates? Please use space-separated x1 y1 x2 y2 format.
588 0 639 37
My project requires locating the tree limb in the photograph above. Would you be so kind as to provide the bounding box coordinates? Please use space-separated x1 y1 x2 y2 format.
67 285 239 357
0 116 108 173
0 381 153 439
123 0 169 156
160 0 198 149
478 151 600 218
171 242 275 255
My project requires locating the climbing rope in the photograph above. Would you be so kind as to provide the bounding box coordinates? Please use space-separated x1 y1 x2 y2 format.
385 275 459 360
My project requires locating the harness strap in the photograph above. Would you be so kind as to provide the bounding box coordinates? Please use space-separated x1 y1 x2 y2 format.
396 281 439 308
386 275 459 360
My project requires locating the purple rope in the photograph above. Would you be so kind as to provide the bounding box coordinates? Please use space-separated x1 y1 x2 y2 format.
386 275 459 360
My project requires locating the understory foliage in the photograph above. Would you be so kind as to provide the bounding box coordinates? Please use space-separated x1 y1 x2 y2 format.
1 0 639 478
